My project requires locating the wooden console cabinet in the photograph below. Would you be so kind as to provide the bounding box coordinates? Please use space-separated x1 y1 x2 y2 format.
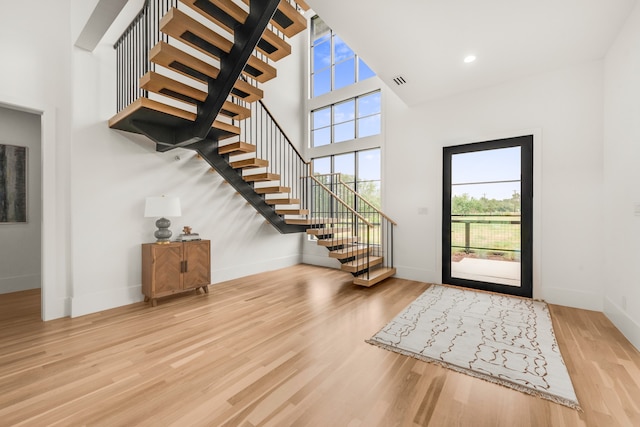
141 240 211 306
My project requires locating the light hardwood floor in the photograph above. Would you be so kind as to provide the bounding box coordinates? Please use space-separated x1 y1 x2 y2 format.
1 264 639 426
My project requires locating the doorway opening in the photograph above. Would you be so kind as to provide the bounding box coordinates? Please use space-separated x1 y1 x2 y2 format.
0 106 42 319
442 135 533 298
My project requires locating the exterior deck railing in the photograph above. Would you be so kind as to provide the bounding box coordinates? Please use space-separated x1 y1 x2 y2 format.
451 214 521 260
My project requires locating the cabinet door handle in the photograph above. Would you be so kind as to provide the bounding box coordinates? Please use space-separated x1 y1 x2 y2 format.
184 260 188 272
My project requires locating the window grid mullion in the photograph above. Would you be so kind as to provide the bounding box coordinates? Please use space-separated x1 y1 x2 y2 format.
355 95 360 139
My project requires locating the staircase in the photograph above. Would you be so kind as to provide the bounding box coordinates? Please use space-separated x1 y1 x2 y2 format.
306 174 397 286
108 0 395 287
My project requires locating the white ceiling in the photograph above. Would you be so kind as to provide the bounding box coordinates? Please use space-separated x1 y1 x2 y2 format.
307 0 638 105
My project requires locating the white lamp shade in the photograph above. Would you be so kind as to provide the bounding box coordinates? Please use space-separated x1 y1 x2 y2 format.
144 196 182 218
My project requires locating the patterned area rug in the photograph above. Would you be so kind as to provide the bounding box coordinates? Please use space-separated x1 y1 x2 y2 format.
366 285 580 409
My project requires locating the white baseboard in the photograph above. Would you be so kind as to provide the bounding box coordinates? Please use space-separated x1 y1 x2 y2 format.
71 285 145 318
69 255 301 317
301 253 341 269
0 274 41 294
394 265 438 283
212 254 302 284
604 296 640 352
540 287 603 311
43 297 71 321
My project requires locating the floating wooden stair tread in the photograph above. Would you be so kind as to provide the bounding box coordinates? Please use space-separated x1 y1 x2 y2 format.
150 41 219 83
159 8 275 83
161 8 232 58
230 158 269 169
185 0 292 61
219 101 251 120
219 141 256 155
341 256 384 273
231 80 263 103
240 0 307 38
181 0 246 34
271 0 307 38
306 227 352 236
255 186 291 194
243 173 280 182
317 236 358 247
276 209 309 215
149 42 259 111
141 71 206 106
285 218 339 225
265 198 300 205
141 70 258 112
160 9 278 83
242 56 277 84
108 98 240 140
329 245 370 260
255 28 291 61
353 267 397 287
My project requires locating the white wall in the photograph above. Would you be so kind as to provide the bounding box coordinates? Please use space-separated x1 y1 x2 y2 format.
262 28 307 150
0 0 73 319
0 108 41 294
0 0 306 319
382 60 605 311
67 37 304 317
603 2 640 350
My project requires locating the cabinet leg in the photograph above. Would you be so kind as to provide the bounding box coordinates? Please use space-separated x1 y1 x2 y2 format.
151 299 158 307
203 285 209 294
144 296 150 302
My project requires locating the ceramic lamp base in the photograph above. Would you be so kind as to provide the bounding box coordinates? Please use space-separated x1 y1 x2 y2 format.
154 217 172 243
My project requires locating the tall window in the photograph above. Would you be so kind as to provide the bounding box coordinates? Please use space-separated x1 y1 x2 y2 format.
311 16 375 97
309 16 382 214
312 148 381 209
311 91 381 147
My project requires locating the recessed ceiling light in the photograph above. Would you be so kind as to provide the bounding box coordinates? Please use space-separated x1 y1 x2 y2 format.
464 55 477 63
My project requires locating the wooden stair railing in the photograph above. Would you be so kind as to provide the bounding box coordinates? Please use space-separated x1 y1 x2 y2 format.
303 175 397 287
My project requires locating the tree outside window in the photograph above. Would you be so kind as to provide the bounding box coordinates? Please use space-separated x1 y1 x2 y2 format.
312 148 381 211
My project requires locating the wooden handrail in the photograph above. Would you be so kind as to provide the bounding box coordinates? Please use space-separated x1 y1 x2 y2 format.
313 173 398 225
310 176 373 227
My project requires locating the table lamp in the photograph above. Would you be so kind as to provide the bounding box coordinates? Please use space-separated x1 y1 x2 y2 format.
144 195 182 244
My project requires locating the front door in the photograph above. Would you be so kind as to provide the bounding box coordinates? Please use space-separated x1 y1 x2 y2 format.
442 135 533 298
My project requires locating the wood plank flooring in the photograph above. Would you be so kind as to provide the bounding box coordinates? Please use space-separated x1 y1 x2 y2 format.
1 265 639 426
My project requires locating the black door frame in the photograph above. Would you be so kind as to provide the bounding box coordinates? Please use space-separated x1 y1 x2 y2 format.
442 135 533 298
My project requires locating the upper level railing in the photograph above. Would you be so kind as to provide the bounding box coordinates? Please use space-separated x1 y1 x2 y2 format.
114 0 177 111
113 0 304 112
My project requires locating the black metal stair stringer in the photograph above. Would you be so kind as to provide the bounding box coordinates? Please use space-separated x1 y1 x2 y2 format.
192 139 308 234
176 0 280 147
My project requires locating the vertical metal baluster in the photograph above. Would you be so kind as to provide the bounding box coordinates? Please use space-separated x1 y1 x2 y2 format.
134 18 137 100
116 42 120 110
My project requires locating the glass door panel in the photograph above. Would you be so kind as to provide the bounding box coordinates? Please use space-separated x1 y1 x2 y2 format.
443 136 532 298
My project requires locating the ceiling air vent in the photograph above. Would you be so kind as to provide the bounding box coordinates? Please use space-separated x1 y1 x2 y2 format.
392 75 407 86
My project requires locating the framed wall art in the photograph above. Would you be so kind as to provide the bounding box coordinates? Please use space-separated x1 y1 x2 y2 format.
0 144 27 223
